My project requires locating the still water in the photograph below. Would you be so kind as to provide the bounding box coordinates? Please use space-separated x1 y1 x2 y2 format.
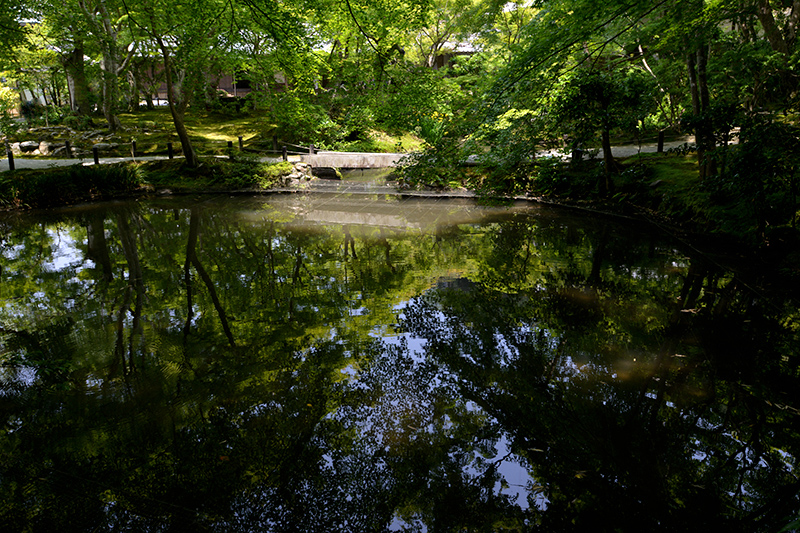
1 192 798 531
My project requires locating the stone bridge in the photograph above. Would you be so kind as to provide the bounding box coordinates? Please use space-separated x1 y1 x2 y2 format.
299 151 407 169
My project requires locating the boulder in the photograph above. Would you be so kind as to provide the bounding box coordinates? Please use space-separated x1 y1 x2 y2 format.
93 143 118 151
294 162 312 173
38 141 59 155
19 141 39 152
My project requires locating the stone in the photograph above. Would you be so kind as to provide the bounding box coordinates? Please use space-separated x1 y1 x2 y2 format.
19 141 39 152
38 141 58 155
93 143 118 151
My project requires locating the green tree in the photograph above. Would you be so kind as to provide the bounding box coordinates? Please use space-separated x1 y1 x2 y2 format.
551 66 655 191
75 0 137 131
0 0 28 59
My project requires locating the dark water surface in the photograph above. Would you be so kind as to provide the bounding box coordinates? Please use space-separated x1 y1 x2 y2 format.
1 193 798 531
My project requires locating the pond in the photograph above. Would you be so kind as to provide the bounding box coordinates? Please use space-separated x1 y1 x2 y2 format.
1 190 799 531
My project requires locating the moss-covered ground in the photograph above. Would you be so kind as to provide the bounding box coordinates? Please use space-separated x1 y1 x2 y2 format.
6 108 424 158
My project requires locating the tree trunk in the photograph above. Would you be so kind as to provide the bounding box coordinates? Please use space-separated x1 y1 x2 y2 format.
156 35 198 167
97 1 123 132
100 64 122 131
696 43 716 177
687 47 714 180
600 128 617 194
755 0 790 54
77 0 128 131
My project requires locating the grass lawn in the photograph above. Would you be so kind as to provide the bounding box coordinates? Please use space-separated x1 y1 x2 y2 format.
117 108 273 155
116 108 423 155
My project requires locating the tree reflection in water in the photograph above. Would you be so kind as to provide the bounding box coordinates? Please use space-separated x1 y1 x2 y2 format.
0 197 798 531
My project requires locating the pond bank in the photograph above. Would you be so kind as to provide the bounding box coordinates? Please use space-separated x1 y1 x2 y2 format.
2 156 798 298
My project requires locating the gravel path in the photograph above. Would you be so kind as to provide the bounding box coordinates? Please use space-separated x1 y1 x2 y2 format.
1 138 697 173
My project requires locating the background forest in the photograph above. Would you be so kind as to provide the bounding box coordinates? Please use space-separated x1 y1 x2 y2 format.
1 0 799 237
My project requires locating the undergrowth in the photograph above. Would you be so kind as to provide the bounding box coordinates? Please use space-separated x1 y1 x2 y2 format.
0 163 144 208
1 157 292 208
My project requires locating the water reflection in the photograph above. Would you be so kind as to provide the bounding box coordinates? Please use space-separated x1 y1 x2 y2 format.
1 195 798 531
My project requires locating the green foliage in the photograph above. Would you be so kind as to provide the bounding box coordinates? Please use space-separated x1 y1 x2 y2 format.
205 157 292 189
139 157 292 190
0 85 18 134
0 163 144 208
374 65 459 131
416 113 447 146
704 116 800 238
0 1 29 56
263 90 341 145
62 113 96 131
551 67 657 147
395 141 469 190
339 105 377 142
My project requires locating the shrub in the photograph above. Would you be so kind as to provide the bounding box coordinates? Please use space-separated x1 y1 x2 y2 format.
263 91 341 145
705 116 800 239
0 86 18 135
0 163 144 208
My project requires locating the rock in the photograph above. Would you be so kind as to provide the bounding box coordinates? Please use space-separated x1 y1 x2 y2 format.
81 131 105 141
10 142 21 155
19 141 39 152
93 143 118 151
38 141 59 155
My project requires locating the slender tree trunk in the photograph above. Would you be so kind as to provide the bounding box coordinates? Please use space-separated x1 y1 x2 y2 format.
97 0 123 132
116 211 145 371
696 43 716 177
77 0 133 131
100 56 122 131
687 48 713 180
600 128 617 194
155 34 198 167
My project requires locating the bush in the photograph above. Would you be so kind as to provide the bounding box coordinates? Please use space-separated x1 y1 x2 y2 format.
203 156 290 189
0 163 144 208
705 115 800 239
63 114 94 131
374 66 458 131
0 86 19 135
263 91 341 145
